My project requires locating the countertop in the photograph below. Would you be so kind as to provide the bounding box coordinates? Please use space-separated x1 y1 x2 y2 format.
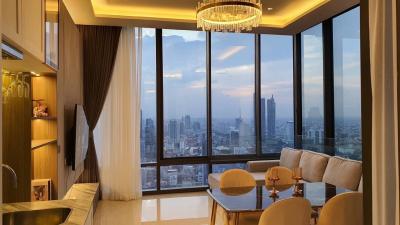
1 183 99 225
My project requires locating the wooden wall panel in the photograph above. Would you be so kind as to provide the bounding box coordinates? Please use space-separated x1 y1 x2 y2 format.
2 76 32 203
57 1 84 198
32 144 58 199
32 76 57 116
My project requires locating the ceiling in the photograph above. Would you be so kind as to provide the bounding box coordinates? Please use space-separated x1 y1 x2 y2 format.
63 0 359 34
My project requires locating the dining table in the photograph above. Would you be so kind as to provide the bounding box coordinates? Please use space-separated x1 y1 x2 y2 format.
207 182 352 225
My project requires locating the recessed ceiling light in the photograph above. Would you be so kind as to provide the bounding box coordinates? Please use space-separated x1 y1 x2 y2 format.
267 7 273 11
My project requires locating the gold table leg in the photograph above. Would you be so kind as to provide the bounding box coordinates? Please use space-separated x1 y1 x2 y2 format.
234 212 240 225
210 200 217 225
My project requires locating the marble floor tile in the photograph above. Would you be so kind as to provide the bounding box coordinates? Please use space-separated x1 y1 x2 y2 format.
94 192 211 225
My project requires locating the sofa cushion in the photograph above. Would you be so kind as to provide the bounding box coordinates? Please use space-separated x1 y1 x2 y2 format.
279 147 303 169
322 156 362 191
247 160 280 172
208 172 265 189
299 150 330 182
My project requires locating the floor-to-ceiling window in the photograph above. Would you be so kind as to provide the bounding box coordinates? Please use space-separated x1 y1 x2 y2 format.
141 28 157 191
333 7 361 160
139 5 361 193
301 24 325 152
161 29 208 189
211 32 256 156
261 35 294 153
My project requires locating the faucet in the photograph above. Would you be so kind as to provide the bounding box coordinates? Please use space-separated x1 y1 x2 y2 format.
1 164 18 189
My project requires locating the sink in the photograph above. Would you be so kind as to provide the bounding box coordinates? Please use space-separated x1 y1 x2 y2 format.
3 208 71 225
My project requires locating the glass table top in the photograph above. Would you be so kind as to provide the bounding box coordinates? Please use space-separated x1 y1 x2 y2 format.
207 182 351 213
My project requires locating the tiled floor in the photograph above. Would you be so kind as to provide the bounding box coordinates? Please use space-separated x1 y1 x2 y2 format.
94 192 211 225
94 191 317 225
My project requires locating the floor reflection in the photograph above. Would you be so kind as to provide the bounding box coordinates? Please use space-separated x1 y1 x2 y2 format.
94 192 211 225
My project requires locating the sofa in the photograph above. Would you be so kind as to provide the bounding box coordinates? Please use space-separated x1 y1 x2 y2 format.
208 147 363 191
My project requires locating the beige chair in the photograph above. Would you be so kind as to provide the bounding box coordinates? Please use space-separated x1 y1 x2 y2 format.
322 156 362 191
258 197 311 225
265 166 294 186
214 169 259 225
318 192 363 225
220 169 256 188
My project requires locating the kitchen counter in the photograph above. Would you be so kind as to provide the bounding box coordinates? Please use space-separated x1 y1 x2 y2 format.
1 183 99 225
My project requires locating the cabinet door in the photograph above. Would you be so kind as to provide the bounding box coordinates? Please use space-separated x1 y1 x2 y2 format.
21 0 45 61
2 0 22 44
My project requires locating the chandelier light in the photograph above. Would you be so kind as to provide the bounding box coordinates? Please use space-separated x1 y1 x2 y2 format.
196 0 263 32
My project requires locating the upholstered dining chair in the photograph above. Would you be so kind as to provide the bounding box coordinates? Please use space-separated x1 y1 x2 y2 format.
265 166 294 186
258 197 311 225
317 192 363 225
214 169 258 225
219 169 257 188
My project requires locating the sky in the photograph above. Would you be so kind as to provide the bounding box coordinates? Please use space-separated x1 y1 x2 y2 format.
140 7 360 121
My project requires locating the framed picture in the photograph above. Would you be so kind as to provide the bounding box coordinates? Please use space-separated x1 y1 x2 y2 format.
31 179 52 201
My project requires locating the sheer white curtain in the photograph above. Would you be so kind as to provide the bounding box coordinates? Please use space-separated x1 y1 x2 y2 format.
94 27 142 200
369 0 399 224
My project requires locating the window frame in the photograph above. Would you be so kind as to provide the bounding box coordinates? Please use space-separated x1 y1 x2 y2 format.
141 5 361 194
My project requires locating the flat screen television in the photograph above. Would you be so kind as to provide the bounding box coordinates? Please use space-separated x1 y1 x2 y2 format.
67 104 89 171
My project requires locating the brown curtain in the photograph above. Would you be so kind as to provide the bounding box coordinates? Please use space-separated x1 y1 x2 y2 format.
77 25 121 184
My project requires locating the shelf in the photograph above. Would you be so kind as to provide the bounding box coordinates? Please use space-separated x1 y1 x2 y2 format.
32 116 57 121
31 139 57 150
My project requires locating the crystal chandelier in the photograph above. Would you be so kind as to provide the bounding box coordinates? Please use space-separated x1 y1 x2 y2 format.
196 0 262 32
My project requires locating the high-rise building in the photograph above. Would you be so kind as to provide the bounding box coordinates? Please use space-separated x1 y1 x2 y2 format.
143 118 156 162
286 120 294 143
179 120 185 136
169 120 178 144
193 121 201 131
235 117 243 130
261 98 266 138
230 130 240 146
184 115 191 129
267 95 276 138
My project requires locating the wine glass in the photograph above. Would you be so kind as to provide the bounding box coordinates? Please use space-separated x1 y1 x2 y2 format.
292 167 303 196
268 168 280 197
22 74 30 98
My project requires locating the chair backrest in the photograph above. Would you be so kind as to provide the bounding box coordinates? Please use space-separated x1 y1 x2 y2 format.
258 197 311 225
322 156 362 191
318 192 363 225
220 169 256 188
279 148 303 169
299 150 330 182
265 166 294 186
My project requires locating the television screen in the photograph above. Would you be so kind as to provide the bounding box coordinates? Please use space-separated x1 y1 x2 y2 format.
70 104 89 170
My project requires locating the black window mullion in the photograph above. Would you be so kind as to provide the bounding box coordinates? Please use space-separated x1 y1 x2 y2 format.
255 34 262 157
155 29 163 192
293 33 303 149
322 20 335 156
206 31 212 173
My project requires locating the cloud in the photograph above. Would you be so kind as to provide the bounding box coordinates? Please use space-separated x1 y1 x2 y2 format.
164 72 183 79
143 28 155 38
213 64 254 75
195 68 206 73
217 46 246 60
163 29 205 42
189 80 206 89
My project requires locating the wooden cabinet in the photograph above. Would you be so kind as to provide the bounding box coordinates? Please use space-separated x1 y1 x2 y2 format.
21 0 45 61
2 0 22 44
2 0 45 62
